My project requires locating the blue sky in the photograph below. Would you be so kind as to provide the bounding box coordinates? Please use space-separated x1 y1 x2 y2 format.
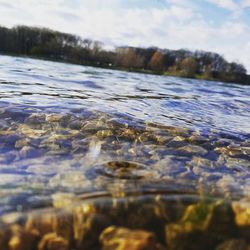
0 0 250 72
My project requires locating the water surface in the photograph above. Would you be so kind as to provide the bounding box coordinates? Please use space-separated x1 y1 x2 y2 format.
0 55 249 249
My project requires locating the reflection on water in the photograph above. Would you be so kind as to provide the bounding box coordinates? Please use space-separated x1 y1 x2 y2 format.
0 55 250 249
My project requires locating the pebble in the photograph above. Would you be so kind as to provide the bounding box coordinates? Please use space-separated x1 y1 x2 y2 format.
38 233 69 250
49 171 91 189
25 114 45 128
45 114 64 123
232 201 250 228
15 139 30 148
19 146 40 159
178 145 208 156
100 226 166 250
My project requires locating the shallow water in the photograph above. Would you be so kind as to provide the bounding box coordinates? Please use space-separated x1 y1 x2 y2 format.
0 55 250 249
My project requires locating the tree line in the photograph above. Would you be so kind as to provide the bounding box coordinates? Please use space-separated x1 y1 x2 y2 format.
0 25 249 84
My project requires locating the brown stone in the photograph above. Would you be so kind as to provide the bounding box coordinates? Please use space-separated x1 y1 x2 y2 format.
9 225 39 250
25 213 56 235
19 146 39 158
100 226 166 250
38 233 69 250
165 201 237 250
178 145 208 156
72 204 110 249
232 201 250 238
45 114 64 123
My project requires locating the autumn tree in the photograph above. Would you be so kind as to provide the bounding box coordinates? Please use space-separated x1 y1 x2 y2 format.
179 57 198 77
149 51 164 73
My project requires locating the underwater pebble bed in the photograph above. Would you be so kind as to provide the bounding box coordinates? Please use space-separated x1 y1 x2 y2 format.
0 55 249 249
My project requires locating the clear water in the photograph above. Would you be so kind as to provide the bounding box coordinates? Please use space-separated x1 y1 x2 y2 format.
0 55 249 249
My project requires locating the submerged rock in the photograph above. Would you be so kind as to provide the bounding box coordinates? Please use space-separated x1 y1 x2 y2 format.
25 114 46 129
45 114 65 123
19 146 40 159
8 224 39 250
232 201 250 238
95 161 147 180
15 138 30 148
165 201 237 250
100 226 166 250
177 145 208 156
38 233 69 250
0 105 249 250
49 171 91 189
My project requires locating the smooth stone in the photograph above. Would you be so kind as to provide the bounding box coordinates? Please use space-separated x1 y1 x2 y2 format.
18 124 46 138
215 146 245 157
223 157 250 170
19 146 40 159
15 139 30 148
232 201 250 238
95 161 146 180
166 136 187 148
38 233 69 250
68 120 83 130
100 226 165 250
8 224 38 250
178 145 208 156
49 171 91 189
45 114 64 123
189 134 208 144
189 156 216 168
25 113 45 127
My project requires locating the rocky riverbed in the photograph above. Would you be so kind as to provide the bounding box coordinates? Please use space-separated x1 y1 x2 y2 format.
0 107 249 250
0 55 249 249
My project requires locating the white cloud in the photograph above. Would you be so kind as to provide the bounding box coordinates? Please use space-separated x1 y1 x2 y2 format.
241 0 250 7
165 0 196 7
168 5 194 20
0 0 249 72
207 0 250 11
207 0 239 11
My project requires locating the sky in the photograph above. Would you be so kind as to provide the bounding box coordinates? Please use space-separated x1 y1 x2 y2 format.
0 0 250 72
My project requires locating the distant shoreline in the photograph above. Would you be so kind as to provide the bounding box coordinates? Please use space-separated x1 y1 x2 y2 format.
2 52 250 87
0 25 249 85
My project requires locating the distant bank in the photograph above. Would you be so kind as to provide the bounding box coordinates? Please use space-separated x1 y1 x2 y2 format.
0 25 249 85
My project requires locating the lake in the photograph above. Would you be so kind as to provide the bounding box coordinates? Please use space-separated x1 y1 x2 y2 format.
0 55 249 249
